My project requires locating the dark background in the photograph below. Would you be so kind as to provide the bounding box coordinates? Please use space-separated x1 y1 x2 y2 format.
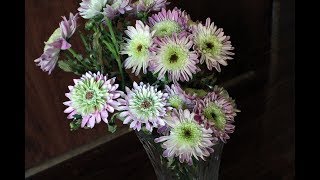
25 0 294 179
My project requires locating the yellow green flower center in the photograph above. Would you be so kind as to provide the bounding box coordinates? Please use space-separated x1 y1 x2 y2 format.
203 102 226 130
128 34 151 61
168 95 184 109
195 31 222 57
152 20 182 37
160 44 188 70
173 121 202 146
71 78 108 116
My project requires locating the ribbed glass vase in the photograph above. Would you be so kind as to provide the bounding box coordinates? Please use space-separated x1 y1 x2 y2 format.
135 130 224 180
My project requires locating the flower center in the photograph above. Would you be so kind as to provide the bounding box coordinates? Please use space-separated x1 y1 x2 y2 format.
71 79 107 116
198 35 222 57
168 95 184 109
203 102 226 130
161 44 188 70
137 44 143 52
174 121 202 146
152 20 182 37
85 91 94 99
169 54 178 63
205 42 214 49
128 34 151 60
129 90 164 121
183 129 192 138
141 100 151 109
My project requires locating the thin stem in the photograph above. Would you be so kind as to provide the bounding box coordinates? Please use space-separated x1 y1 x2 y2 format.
105 17 119 53
79 32 90 51
67 48 90 69
67 48 78 59
115 56 125 91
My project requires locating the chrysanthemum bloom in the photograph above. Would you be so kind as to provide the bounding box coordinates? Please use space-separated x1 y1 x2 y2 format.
194 87 239 143
135 0 169 13
164 83 194 110
148 8 189 37
78 0 107 19
192 17 234 71
150 34 199 83
120 20 155 75
155 109 217 165
63 72 122 128
34 13 78 74
103 0 132 19
118 82 171 132
60 13 79 39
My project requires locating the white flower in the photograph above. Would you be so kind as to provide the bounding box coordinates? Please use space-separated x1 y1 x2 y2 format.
192 18 234 71
118 82 171 132
155 109 217 165
120 20 155 75
78 0 108 19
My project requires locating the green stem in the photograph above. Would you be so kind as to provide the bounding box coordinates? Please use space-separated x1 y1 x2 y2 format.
67 48 90 69
105 17 119 53
79 32 90 51
115 56 125 91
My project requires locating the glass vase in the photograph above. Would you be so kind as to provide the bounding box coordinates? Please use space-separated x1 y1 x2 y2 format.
135 130 224 180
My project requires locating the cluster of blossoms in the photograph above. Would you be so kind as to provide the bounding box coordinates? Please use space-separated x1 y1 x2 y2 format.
34 0 239 166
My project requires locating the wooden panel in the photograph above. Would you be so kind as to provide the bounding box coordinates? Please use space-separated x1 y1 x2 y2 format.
25 0 273 170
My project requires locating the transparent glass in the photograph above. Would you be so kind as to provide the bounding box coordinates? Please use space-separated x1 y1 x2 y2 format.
135 130 224 180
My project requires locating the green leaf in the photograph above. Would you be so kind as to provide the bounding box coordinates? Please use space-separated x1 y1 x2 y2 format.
58 61 73 72
70 117 82 131
107 123 117 133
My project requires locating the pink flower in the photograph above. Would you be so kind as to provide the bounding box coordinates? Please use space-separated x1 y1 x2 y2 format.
34 13 78 74
194 86 239 143
63 72 122 129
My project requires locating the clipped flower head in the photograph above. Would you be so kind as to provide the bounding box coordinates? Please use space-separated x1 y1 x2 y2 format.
148 8 189 37
121 20 155 75
60 13 79 39
164 83 194 110
118 82 171 132
35 13 78 74
63 72 122 129
192 18 234 71
195 86 239 143
155 109 218 165
150 34 199 83
135 0 169 13
103 0 132 19
78 0 108 19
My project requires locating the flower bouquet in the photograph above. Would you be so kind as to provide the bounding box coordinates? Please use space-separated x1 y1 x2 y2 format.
34 0 240 179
